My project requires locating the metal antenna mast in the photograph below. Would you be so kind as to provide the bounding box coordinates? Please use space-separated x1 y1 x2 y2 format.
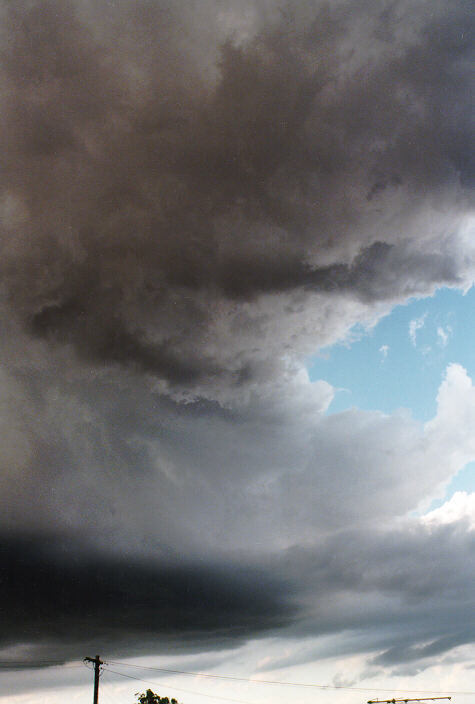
367 698 451 703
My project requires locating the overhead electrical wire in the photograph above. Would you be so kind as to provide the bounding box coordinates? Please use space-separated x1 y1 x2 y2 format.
100 669 134 704
103 666 259 704
0 657 472 698
0 661 83 669
106 660 475 697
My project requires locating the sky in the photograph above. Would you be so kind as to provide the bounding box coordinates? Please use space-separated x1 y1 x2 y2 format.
0 1 474 703
309 286 475 421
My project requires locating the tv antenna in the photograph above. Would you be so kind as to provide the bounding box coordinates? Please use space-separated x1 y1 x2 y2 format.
368 698 451 703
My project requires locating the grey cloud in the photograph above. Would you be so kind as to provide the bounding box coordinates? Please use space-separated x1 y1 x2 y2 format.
1 317 473 557
0 533 295 681
250 524 474 672
0 0 474 692
1 520 473 679
283 523 475 608
1 348 473 679
375 633 474 668
0 0 472 391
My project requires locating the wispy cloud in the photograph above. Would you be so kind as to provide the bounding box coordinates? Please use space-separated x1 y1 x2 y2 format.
437 325 452 348
409 313 427 347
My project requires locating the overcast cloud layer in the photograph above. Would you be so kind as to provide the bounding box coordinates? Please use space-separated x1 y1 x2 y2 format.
0 0 474 693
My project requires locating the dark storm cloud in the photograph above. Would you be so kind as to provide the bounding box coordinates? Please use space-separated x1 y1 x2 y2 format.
0 520 473 674
0 0 474 692
0 319 473 675
0 0 472 390
373 633 474 667
0 533 294 665
253 523 475 672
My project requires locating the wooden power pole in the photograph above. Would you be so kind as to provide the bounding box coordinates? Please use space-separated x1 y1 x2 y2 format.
84 654 103 704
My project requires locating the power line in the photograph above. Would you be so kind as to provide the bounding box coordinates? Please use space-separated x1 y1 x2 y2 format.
107 660 475 696
1 655 472 699
100 669 133 704
0 661 83 669
104 666 259 704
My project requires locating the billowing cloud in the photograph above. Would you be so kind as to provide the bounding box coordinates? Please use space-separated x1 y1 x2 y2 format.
422 491 475 530
0 0 473 398
0 0 474 694
1 347 474 673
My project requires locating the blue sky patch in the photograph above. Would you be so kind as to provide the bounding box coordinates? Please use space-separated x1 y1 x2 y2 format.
308 285 475 422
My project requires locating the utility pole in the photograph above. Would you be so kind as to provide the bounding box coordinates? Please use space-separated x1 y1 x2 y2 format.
84 654 103 704
368 698 451 703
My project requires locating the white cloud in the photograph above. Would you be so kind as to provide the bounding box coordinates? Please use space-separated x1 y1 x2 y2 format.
437 325 452 347
379 344 389 359
421 491 475 530
409 313 427 347
120 362 475 547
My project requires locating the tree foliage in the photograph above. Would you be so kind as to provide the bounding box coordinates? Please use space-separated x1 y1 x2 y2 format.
136 688 179 704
